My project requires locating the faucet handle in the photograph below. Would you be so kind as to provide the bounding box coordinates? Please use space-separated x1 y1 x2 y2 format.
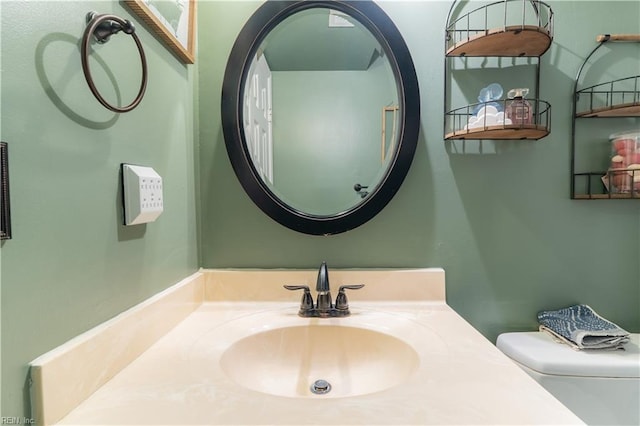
283 285 309 291
339 284 365 291
335 284 365 311
283 285 314 314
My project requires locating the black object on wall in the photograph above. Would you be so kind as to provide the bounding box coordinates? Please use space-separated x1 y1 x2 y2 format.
1 141 12 240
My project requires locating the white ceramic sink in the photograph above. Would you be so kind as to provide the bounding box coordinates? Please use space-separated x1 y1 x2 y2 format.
220 323 419 398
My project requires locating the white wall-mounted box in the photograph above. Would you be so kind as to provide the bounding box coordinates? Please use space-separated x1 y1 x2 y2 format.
121 164 163 226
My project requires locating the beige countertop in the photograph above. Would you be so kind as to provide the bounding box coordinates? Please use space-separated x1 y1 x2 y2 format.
31 269 584 425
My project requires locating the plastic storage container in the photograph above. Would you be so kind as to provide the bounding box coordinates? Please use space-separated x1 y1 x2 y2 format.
608 130 640 193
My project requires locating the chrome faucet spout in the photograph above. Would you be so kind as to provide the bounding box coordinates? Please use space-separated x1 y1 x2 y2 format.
315 261 332 315
316 261 330 293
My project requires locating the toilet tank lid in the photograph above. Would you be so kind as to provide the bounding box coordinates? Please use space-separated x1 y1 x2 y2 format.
496 332 640 378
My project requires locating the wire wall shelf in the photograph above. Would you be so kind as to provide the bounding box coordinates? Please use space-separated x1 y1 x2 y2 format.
445 0 553 57
444 0 553 142
573 170 640 199
570 34 640 200
445 99 551 140
575 75 640 118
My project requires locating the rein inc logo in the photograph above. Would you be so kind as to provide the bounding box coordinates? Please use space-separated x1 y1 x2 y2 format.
1 418 34 425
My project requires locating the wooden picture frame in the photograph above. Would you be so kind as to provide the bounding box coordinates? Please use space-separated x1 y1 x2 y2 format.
381 105 399 162
123 0 196 64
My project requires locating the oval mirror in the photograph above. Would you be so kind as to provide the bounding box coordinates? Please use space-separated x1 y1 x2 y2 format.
222 0 420 235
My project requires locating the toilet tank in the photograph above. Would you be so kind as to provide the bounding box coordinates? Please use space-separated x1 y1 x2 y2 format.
497 332 639 426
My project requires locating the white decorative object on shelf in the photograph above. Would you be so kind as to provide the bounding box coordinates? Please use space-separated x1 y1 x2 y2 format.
465 105 512 130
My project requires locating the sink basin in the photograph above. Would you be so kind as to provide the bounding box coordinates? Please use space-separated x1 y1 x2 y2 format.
220 323 420 398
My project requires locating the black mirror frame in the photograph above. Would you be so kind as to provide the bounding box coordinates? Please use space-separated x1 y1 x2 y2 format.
221 0 420 235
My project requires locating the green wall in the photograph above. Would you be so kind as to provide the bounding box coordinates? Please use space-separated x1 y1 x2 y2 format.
0 1 199 417
198 0 639 341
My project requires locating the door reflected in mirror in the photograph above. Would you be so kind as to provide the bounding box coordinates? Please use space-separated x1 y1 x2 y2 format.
242 7 400 216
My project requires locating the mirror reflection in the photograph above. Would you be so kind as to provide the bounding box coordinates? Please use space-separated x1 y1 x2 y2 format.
242 7 400 216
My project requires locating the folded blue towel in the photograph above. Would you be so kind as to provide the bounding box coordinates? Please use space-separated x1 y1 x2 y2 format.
537 304 630 350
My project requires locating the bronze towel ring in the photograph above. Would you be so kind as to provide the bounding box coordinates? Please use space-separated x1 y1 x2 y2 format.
81 12 148 113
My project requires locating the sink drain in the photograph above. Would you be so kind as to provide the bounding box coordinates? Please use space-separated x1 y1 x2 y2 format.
310 379 332 395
